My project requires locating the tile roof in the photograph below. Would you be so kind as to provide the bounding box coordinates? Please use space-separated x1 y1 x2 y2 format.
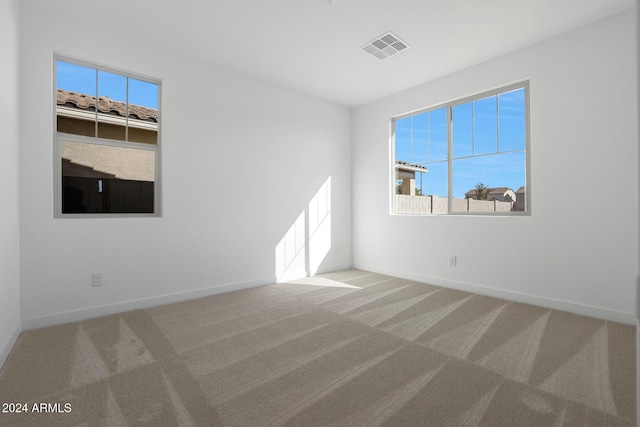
56 89 157 122
395 160 428 172
487 187 511 195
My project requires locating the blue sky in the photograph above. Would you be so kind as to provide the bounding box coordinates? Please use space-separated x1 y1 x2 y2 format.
395 88 525 198
57 60 158 110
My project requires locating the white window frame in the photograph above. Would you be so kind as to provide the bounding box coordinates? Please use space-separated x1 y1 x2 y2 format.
53 55 162 218
391 81 531 216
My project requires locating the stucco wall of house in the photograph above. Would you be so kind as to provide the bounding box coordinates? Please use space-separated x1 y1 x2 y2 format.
352 10 638 323
0 0 22 366
18 0 352 327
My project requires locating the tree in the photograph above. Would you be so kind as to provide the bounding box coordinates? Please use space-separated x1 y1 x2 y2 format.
396 183 424 196
474 182 490 200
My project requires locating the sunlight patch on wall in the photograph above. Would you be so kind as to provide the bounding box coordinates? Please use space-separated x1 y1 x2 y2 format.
275 177 332 282
309 177 331 275
275 211 306 282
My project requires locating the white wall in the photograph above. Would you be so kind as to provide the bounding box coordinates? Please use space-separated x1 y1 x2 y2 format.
19 0 352 328
0 0 21 366
0 0 22 367
352 10 638 323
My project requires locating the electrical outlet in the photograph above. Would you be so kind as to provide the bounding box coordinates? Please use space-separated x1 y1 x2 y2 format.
91 273 103 287
449 256 457 267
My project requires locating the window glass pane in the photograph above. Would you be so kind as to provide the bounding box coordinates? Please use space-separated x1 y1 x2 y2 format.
428 108 447 161
473 95 498 155
395 117 411 163
452 102 472 158
423 161 448 199
411 113 428 163
56 61 96 137
498 88 525 152
414 171 425 195
452 151 525 213
128 78 159 144
61 140 155 213
395 161 447 214
55 58 161 216
97 70 127 141
57 60 96 95
392 83 528 215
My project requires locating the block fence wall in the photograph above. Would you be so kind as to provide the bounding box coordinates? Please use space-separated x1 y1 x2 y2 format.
396 194 524 214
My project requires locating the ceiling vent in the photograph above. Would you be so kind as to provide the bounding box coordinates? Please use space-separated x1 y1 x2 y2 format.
361 32 410 60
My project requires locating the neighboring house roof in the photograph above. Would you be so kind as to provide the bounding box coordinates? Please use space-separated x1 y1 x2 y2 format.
465 188 484 197
487 187 511 196
465 187 514 197
57 89 158 122
516 186 526 193
395 160 428 173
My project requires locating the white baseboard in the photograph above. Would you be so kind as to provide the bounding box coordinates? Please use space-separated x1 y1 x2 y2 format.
19 265 636 330
0 321 22 370
21 276 274 331
315 262 354 276
277 263 355 283
354 263 636 325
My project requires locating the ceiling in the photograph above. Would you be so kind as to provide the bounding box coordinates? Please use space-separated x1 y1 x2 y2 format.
105 0 635 107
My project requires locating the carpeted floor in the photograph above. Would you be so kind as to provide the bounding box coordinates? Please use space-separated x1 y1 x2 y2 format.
0 270 636 426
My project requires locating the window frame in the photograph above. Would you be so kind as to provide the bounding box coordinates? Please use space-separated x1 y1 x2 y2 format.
53 55 162 218
391 81 531 216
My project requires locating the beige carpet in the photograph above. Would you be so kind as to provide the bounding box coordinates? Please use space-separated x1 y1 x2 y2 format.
0 270 635 426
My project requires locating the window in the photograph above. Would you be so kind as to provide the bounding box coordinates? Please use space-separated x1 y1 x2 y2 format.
392 82 529 215
54 57 160 216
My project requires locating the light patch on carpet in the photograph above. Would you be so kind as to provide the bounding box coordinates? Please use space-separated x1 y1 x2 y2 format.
456 383 501 425
161 370 197 427
106 384 128 426
269 348 401 426
520 389 558 414
323 284 414 314
70 323 109 388
109 318 154 373
186 322 332 377
209 333 365 406
475 309 551 383
382 295 473 341
297 288 362 305
539 324 617 416
341 362 447 427
284 276 362 289
348 290 439 327
424 302 507 359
